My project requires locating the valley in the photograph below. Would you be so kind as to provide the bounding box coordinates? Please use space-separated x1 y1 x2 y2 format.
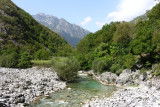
1 0 160 107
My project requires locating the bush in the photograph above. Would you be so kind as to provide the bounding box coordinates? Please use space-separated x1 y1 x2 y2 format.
110 63 123 74
76 53 89 70
18 51 32 68
34 49 50 60
92 58 111 74
51 57 80 82
110 53 137 74
123 53 137 69
0 53 19 68
153 64 160 76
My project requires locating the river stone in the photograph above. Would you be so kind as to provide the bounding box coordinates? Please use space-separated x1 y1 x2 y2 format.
14 96 25 104
116 69 133 86
0 102 7 107
100 72 118 84
0 98 7 102
139 74 147 81
0 67 66 106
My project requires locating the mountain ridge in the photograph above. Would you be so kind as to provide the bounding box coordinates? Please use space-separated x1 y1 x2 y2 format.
0 0 73 57
32 13 90 47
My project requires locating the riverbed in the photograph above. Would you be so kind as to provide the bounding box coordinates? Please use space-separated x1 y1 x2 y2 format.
30 77 117 107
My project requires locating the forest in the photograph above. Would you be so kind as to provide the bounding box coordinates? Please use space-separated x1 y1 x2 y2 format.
0 0 74 68
76 3 160 76
0 0 160 78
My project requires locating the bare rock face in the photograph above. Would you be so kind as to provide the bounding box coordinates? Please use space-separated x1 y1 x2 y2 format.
32 13 90 47
0 67 66 107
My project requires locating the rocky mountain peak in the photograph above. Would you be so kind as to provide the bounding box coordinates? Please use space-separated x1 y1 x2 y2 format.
32 13 90 47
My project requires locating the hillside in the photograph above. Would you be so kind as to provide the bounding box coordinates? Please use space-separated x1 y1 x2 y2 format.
33 13 90 47
77 3 160 76
130 14 148 24
0 0 73 58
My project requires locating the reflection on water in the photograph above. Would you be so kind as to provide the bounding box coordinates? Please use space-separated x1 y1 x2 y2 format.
29 77 117 107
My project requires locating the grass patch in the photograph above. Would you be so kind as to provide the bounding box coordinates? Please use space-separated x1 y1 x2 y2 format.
31 57 68 68
129 84 139 87
31 60 51 67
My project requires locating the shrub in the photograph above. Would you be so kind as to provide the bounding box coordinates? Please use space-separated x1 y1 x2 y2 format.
92 58 111 74
153 64 160 76
51 57 80 82
76 53 89 70
123 53 137 69
18 51 32 68
110 53 137 74
0 53 19 68
34 49 50 60
110 63 122 74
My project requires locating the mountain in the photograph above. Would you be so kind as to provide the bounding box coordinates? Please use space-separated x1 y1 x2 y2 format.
130 14 148 24
0 0 73 57
32 13 90 47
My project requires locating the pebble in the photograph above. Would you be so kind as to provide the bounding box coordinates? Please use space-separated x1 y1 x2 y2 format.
0 67 66 106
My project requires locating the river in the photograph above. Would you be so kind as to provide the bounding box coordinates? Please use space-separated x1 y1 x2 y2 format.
29 76 117 107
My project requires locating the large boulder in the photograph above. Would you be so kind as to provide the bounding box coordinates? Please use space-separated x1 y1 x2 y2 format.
116 69 133 86
99 72 118 85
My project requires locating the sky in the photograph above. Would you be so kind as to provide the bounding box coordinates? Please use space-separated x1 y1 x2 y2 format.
11 0 158 32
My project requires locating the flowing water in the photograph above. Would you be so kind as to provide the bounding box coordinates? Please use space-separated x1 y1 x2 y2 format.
30 76 117 107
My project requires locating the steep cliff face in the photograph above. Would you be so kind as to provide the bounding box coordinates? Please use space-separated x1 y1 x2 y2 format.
33 13 90 47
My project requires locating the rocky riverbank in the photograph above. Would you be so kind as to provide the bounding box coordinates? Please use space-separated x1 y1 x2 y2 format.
0 67 66 107
83 85 160 107
83 69 160 107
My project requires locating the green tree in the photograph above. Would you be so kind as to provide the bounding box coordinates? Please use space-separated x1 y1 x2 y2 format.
35 49 50 60
113 22 135 45
0 52 19 68
129 21 154 55
18 51 32 68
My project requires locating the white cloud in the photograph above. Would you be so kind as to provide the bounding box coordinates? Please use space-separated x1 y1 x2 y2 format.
95 21 105 27
105 0 158 23
81 16 92 25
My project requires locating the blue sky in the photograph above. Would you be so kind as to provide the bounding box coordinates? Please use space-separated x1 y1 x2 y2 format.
11 0 158 32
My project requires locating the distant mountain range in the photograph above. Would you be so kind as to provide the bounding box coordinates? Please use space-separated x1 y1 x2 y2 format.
32 13 90 47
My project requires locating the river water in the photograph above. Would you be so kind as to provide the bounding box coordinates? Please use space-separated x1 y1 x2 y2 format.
30 76 117 107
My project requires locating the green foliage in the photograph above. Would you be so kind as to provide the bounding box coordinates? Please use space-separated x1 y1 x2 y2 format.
55 44 75 57
34 49 50 60
110 54 136 73
18 51 32 68
94 43 109 58
123 53 137 69
92 58 111 74
76 53 89 70
31 60 51 67
0 50 33 68
113 22 135 45
153 64 160 76
76 3 160 75
0 0 73 59
51 57 80 82
0 53 19 68
129 20 154 55
148 3 160 21
152 30 160 60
